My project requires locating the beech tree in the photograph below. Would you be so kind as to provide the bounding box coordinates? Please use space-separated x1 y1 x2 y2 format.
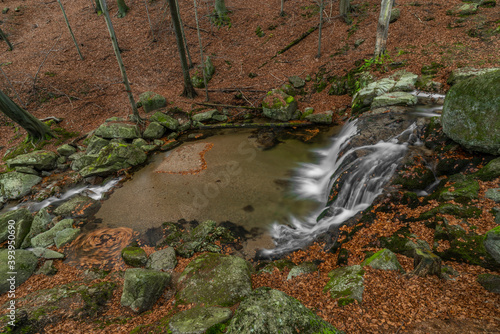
340 0 351 24
374 0 393 57
193 0 209 101
0 89 53 140
57 0 84 60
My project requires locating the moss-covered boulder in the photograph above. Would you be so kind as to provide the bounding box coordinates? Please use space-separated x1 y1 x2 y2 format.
53 195 101 218
262 89 298 121
29 248 64 259
176 253 253 306
438 177 479 203
447 67 500 86
0 249 38 295
23 209 54 249
54 228 80 249
0 208 33 247
474 157 500 181
371 91 417 109
351 78 396 113
94 122 141 139
121 268 171 313
258 258 295 274
324 265 365 306
485 188 500 203
484 226 500 264
191 56 216 89
150 111 179 131
418 203 481 220
85 135 110 155
477 273 500 294
6 150 58 171
393 164 436 191
31 219 74 248
448 3 479 16
121 246 148 267
191 109 217 122
305 110 333 124
137 91 167 113
169 306 232 334
226 287 340 334
362 249 405 273
56 144 76 157
442 70 500 155
143 121 166 139
0 172 42 201
287 262 318 280
289 75 306 88
146 247 177 271
79 142 147 178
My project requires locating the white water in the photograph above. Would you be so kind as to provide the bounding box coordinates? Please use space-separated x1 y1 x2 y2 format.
262 120 417 257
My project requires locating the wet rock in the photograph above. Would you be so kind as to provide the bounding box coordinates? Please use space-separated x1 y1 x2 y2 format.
143 121 166 139
85 136 110 155
150 111 179 131
324 265 365 306
484 226 500 264
56 144 77 157
442 70 500 155
29 247 64 259
371 91 417 109
0 208 33 247
289 75 305 88
474 157 500 181
137 91 167 113
477 273 500 294
54 228 80 249
146 247 177 271
54 195 101 218
411 248 442 277
121 268 171 313
6 150 58 171
121 246 148 267
438 176 479 203
0 172 42 201
362 248 405 273
192 109 217 122
352 78 396 113
486 188 500 203
0 249 38 295
177 253 253 306
94 122 141 139
447 67 499 86
21 207 52 248
169 306 232 334
31 219 74 248
305 110 333 124
287 261 318 280
262 89 298 121
226 287 340 334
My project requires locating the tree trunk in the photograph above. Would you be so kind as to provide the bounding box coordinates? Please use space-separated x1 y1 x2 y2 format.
193 0 209 101
117 0 129 18
215 0 228 16
316 0 324 58
144 0 156 42
411 248 442 278
176 0 193 68
0 28 13 51
99 0 141 121
339 0 351 24
0 90 53 141
168 0 197 98
374 0 393 58
57 0 84 60
280 0 285 17
94 0 103 14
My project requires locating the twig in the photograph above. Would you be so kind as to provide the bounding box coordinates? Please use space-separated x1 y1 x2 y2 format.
39 116 63 123
33 34 62 93
239 90 255 107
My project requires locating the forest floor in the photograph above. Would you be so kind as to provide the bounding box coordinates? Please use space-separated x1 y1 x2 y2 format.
0 0 499 333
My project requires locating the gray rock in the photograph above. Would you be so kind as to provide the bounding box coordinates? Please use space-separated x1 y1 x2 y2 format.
442 69 500 155
262 89 298 121
70 153 99 171
57 144 77 157
86 136 110 155
143 122 166 139
14 166 38 175
289 76 306 88
169 306 232 334
6 150 58 171
212 114 228 122
137 91 167 113
474 157 500 181
132 138 148 148
29 247 64 259
324 265 365 306
54 228 80 249
0 172 42 201
485 188 500 203
36 260 58 276
150 111 179 131
352 78 397 112
450 3 479 16
120 268 171 313
477 273 500 294
21 207 52 248
146 247 177 271
0 208 33 247
391 71 419 92
362 248 405 273
94 122 141 139
484 226 500 264
121 246 148 267
226 287 340 334
54 195 101 218
192 109 217 122
390 7 400 23
371 91 418 109
287 262 318 280
305 110 333 124
447 67 499 86
177 253 253 306
31 219 74 248
0 249 38 295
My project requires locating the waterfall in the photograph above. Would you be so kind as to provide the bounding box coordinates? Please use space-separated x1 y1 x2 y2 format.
262 119 417 257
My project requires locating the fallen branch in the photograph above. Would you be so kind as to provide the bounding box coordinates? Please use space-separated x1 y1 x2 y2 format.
194 102 262 110
195 122 316 129
205 87 266 93
39 116 63 123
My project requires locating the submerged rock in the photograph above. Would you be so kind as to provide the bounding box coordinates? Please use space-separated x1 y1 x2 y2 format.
226 287 340 334
121 268 171 313
169 306 232 334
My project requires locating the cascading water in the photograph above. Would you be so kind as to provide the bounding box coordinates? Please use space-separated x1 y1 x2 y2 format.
262 119 418 258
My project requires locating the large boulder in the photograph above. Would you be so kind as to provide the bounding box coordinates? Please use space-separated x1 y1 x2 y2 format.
371 91 417 109
169 306 232 334
0 172 42 201
150 112 179 131
79 142 147 177
176 253 253 306
21 207 53 248
447 67 500 86
137 91 167 113
30 219 74 248
442 70 500 155
120 268 171 313
85 136 110 155
143 122 166 139
94 122 141 139
262 89 298 121
0 208 33 247
53 195 101 218
484 226 500 264
0 249 38 295
324 265 365 306
6 150 58 171
226 287 341 334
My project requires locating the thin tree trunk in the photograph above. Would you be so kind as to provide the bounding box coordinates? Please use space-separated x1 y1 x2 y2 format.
0 28 13 51
117 0 129 18
280 0 285 17
99 0 141 121
374 0 393 58
144 0 156 42
167 0 197 98
94 0 103 14
316 0 324 58
176 0 193 68
193 0 209 101
57 0 84 60
0 90 53 140
214 0 228 16
339 0 351 24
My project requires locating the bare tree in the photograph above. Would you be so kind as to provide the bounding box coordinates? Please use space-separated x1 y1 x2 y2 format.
0 89 53 141
167 0 197 98
316 0 324 58
175 0 193 68
340 0 351 24
98 0 141 121
280 0 285 17
374 0 393 57
193 0 209 101
57 0 84 60
0 28 13 51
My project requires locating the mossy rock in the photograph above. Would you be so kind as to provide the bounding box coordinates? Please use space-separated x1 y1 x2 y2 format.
287 261 318 280
262 89 298 121
393 164 436 190
438 177 479 203
0 249 38 295
362 249 405 273
0 171 42 202
143 122 166 139
6 150 58 171
324 265 365 306
258 258 295 274
121 246 148 267
30 219 74 248
121 268 171 313
85 135 110 155
484 225 500 264
53 195 101 218
474 157 500 181
94 122 141 139
137 91 167 113
418 203 481 220
0 207 33 246
150 112 179 131
169 306 232 334
477 273 500 294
